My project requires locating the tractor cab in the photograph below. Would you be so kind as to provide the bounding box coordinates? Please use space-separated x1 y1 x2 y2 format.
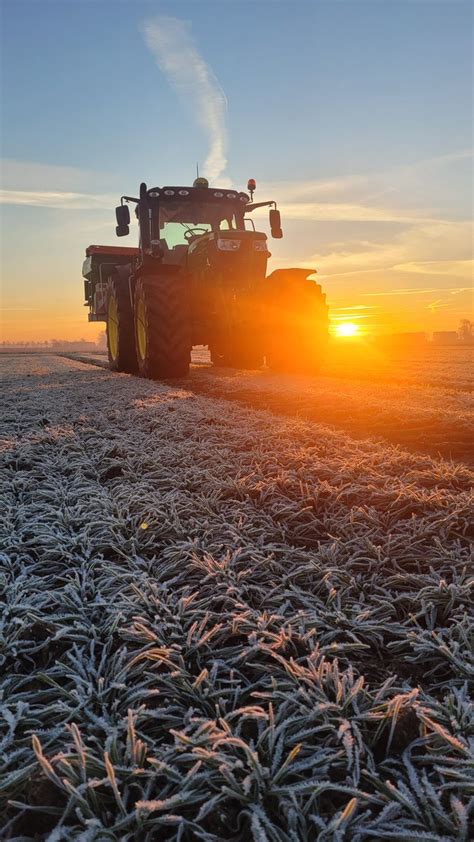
115 178 283 268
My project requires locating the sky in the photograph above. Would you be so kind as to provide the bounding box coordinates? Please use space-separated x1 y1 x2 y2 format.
1 0 472 342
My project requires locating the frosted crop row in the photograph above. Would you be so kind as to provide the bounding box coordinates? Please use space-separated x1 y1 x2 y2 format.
181 365 473 464
323 347 473 391
1 356 472 840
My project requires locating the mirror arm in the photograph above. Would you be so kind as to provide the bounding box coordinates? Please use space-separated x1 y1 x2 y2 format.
121 196 139 205
245 200 276 213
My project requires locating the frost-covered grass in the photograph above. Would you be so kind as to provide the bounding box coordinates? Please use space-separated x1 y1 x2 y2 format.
68 344 474 393
322 345 473 392
1 355 473 840
179 365 473 464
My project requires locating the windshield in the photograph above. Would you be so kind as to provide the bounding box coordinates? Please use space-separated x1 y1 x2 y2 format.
158 200 241 248
162 220 235 248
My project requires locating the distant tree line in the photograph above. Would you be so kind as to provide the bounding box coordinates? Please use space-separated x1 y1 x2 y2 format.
1 335 107 351
2 323 471 350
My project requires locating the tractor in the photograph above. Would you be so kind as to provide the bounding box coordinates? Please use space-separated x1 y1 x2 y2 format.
82 178 328 378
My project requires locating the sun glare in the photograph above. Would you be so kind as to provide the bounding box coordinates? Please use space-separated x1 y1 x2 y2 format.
336 322 360 338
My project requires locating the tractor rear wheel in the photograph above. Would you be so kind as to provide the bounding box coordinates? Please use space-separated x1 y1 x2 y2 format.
106 274 137 373
265 269 329 374
134 272 191 379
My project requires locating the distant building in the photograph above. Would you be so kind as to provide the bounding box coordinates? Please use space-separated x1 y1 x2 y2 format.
432 332 459 346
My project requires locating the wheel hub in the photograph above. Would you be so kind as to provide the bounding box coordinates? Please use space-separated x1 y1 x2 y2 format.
107 295 119 361
136 297 147 361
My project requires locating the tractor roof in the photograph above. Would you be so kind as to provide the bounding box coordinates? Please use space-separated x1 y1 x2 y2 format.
142 186 251 227
146 186 250 206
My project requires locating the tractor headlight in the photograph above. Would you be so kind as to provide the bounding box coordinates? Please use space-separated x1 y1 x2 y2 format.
217 239 241 251
253 241 268 252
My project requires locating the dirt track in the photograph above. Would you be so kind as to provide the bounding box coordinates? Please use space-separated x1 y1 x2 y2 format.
1 355 472 839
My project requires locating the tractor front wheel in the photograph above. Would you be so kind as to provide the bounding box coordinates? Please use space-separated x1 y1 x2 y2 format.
134 272 191 379
106 274 137 373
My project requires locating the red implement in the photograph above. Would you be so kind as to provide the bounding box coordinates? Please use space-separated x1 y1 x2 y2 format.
86 245 140 257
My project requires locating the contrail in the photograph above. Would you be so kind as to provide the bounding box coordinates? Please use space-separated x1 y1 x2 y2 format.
142 16 227 182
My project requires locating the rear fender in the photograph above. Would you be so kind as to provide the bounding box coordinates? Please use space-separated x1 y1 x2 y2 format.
266 268 317 284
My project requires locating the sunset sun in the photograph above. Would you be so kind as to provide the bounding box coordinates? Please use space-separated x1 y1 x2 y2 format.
336 322 360 338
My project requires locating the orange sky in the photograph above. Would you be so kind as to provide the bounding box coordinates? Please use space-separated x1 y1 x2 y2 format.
1 3 472 343
1 196 471 343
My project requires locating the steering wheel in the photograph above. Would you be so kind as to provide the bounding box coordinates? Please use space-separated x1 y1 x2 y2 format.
184 227 209 242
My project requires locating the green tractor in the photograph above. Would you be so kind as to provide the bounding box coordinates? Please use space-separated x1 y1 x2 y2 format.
82 177 328 378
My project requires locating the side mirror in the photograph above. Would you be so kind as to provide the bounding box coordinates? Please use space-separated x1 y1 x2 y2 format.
116 224 129 237
269 208 283 239
116 205 130 226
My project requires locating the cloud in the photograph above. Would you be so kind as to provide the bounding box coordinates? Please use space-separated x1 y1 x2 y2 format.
257 147 473 224
0 159 119 209
277 202 442 225
392 260 473 278
330 313 374 321
305 221 473 276
1 159 118 192
427 299 448 313
331 305 377 311
362 286 469 298
142 16 227 182
262 147 472 198
260 175 369 202
0 189 114 209
396 148 473 175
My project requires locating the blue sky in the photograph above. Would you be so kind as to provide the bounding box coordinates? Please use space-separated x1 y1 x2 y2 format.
1 0 472 340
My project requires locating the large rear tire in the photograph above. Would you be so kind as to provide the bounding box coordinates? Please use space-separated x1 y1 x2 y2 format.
134 271 191 379
264 269 329 374
106 274 137 373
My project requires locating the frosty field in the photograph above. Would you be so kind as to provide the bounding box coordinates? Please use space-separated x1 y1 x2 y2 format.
1 354 473 840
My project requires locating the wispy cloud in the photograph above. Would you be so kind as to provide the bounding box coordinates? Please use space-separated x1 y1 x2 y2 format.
363 286 469 298
427 299 448 313
259 147 473 223
0 159 118 193
330 313 374 321
397 147 473 174
0 159 118 209
331 305 377 311
305 221 473 277
277 202 443 225
263 147 470 193
0 189 114 209
392 260 473 278
142 16 227 182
